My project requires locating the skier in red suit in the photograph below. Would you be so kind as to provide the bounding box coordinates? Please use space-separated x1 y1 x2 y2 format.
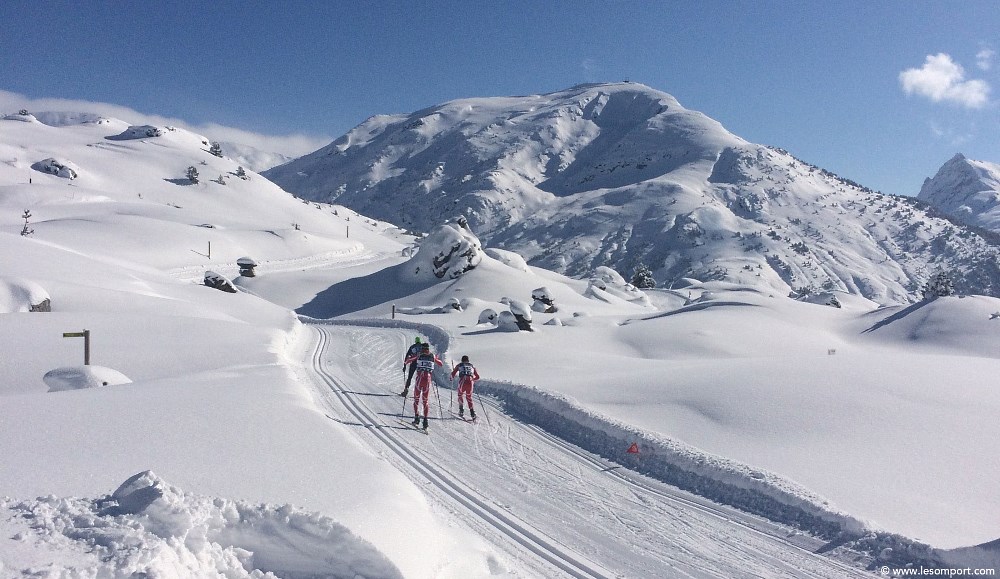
450 355 480 419
403 343 443 429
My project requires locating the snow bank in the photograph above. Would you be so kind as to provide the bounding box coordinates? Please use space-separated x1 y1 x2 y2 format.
0 471 402 578
107 124 163 140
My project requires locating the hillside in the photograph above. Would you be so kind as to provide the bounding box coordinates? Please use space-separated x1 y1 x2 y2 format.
919 153 1000 231
266 82 1000 304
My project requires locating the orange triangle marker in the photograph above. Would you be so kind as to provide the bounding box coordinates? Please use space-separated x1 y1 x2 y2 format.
626 442 639 454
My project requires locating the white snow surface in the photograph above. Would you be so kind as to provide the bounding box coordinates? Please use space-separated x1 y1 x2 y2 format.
1 104 997 577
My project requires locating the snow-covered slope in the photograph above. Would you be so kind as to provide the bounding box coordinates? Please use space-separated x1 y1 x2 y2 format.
266 82 1000 304
918 153 1000 231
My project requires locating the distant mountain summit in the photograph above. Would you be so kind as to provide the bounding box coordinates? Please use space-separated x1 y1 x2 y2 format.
918 154 1000 231
266 83 1000 303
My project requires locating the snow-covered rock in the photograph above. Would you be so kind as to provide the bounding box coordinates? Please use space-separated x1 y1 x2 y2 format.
478 308 498 325
0 278 50 312
402 218 483 282
33 157 80 179
43 366 132 391
108 124 164 140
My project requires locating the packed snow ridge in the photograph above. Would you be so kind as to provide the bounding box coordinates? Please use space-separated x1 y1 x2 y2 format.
0 471 401 578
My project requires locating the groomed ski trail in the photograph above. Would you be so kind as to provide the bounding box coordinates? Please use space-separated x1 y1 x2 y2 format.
303 324 875 578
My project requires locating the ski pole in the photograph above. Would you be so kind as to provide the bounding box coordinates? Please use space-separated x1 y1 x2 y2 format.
433 380 444 420
474 389 492 428
401 388 408 418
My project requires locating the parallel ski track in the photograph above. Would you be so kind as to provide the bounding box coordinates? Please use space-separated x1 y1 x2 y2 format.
309 325 613 579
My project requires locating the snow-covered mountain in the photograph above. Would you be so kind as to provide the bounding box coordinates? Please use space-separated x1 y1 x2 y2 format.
265 82 1000 304
918 153 1000 231
2 100 999 575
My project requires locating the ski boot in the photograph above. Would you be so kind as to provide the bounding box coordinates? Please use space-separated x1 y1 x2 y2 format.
458 406 464 417
422 417 429 430
411 415 420 426
470 409 477 420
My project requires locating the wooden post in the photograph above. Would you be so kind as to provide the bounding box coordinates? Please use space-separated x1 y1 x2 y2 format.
63 330 91 365
208 241 211 259
391 304 395 319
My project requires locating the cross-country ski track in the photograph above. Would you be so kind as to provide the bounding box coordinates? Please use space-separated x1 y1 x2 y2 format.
302 323 874 578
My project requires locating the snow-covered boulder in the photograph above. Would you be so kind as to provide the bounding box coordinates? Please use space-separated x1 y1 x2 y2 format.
531 286 557 313
478 308 498 325
496 311 520 332
43 366 132 392
108 125 163 140
0 277 51 312
485 248 530 272
501 298 533 331
33 157 80 179
403 218 483 282
236 256 258 277
802 292 842 308
204 271 237 293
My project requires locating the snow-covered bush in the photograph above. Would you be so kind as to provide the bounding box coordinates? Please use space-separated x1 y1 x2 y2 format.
531 286 557 313
186 166 200 183
34 157 80 179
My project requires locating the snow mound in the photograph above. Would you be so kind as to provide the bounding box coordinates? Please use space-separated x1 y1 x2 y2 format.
33 157 80 179
2 111 37 122
43 365 132 391
0 277 50 312
0 471 402 578
586 266 651 306
485 247 530 272
403 218 483 282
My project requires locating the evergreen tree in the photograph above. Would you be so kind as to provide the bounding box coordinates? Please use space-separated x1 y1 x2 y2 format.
630 263 656 289
186 166 200 183
235 166 249 180
922 270 955 299
209 142 223 157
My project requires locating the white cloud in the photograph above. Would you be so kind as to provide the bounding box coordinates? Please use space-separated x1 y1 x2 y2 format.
0 90 330 157
977 48 995 71
899 53 990 109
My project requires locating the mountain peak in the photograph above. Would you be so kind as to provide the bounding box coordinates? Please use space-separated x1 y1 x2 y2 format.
266 85 1000 304
918 154 1000 230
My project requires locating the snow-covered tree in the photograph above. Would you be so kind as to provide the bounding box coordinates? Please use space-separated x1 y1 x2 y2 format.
630 264 656 289
186 166 200 184
209 142 223 157
235 166 249 180
922 271 955 299
20 209 33 236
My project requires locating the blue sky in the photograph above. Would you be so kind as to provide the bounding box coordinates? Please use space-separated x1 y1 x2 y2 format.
2 1 998 196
